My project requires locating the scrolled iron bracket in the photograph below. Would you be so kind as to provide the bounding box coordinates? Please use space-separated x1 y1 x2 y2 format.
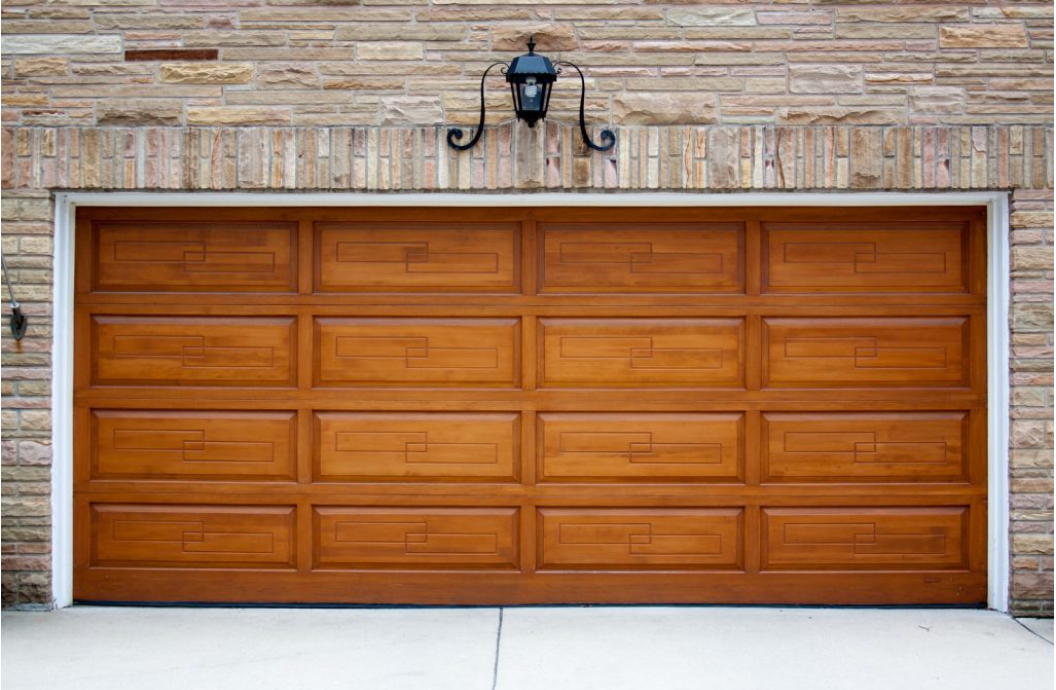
556 61 616 153
447 62 509 151
1 253 28 341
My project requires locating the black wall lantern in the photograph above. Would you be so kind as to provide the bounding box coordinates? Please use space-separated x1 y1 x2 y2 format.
447 36 616 153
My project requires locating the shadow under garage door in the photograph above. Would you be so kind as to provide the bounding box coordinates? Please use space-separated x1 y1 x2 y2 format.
72 206 988 605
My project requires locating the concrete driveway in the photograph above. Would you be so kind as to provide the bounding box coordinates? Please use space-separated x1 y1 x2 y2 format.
2 607 1052 690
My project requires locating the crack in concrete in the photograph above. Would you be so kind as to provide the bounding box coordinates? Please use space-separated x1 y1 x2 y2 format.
490 608 505 690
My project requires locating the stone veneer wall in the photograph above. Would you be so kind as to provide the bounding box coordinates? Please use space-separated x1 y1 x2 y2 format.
1 122 1052 614
1 0 1053 614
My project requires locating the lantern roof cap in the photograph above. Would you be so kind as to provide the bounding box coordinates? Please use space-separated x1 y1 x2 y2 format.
507 36 557 84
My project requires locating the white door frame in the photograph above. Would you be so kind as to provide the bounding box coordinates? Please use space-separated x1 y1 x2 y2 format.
50 191 1011 611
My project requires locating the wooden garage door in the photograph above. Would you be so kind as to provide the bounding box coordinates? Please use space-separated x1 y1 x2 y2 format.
73 206 988 605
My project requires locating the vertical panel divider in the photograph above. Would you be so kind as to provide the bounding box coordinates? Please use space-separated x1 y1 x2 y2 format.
522 218 538 296
296 218 315 573
297 496 313 574
746 219 762 296
746 501 762 575
521 408 538 574
745 312 763 392
298 218 314 295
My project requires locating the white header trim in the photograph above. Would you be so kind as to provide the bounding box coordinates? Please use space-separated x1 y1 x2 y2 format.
50 190 1012 610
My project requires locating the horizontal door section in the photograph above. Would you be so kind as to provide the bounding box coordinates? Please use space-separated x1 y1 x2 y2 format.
763 317 970 389
91 220 298 293
539 318 744 388
315 222 520 293
314 412 519 482
539 223 744 293
313 507 519 570
538 413 743 482
91 316 297 387
762 412 969 483
90 410 296 481
314 318 520 387
762 221 969 293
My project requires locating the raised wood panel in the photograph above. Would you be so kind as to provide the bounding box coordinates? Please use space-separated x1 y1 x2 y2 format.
762 412 968 483
763 222 968 293
315 318 519 387
92 410 296 480
538 509 743 570
313 507 519 570
540 223 743 293
761 507 968 571
91 504 296 569
92 316 296 387
93 221 297 292
539 413 743 482
539 318 743 388
316 223 519 292
763 317 969 388
315 412 519 482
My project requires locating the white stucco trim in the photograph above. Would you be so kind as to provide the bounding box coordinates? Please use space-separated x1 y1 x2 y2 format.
50 190 1012 611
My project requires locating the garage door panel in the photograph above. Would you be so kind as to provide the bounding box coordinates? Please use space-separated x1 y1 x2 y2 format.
92 316 297 387
315 412 519 482
540 318 743 388
92 221 297 293
92 410 296 481
74 206 987 605
539 509 743 570
762 412 968 483
764 317 969 388
761 507 968 571
316 223 519 292
315 318 519 387
540 223 743 293
90 504 296 569
539 413 743 482
313 507 519 570
763 222 968 293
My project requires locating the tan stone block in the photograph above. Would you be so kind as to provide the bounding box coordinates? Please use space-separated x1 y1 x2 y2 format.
939 25 1030 49
744 78 785 94
1011 211 1055 228
94 14 203 30
910 86 965 114
780 106 904 125
667 8 755 26
258 64 320 89
614 93 718 125
186 107 291 125
335 25 465 41
96 100 182 126
1012 247 1056 270
789 64 861 93
576 28 682 41
240 9 412 22
3 34 122 55
850 128 883 188
1013 534 1055 555
837 7 970 23
182 31 287 47
1 95 49 107
683 28 791 40
159 63 253 84
226 91 350 105
357 42 424 61
379 96 442 125
324 77 405 91
2 21 93 35
864 72 932 84
13 57 67 77
836 24 936 40
491 24 577 52
319 63 460 77
221 48 352 61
